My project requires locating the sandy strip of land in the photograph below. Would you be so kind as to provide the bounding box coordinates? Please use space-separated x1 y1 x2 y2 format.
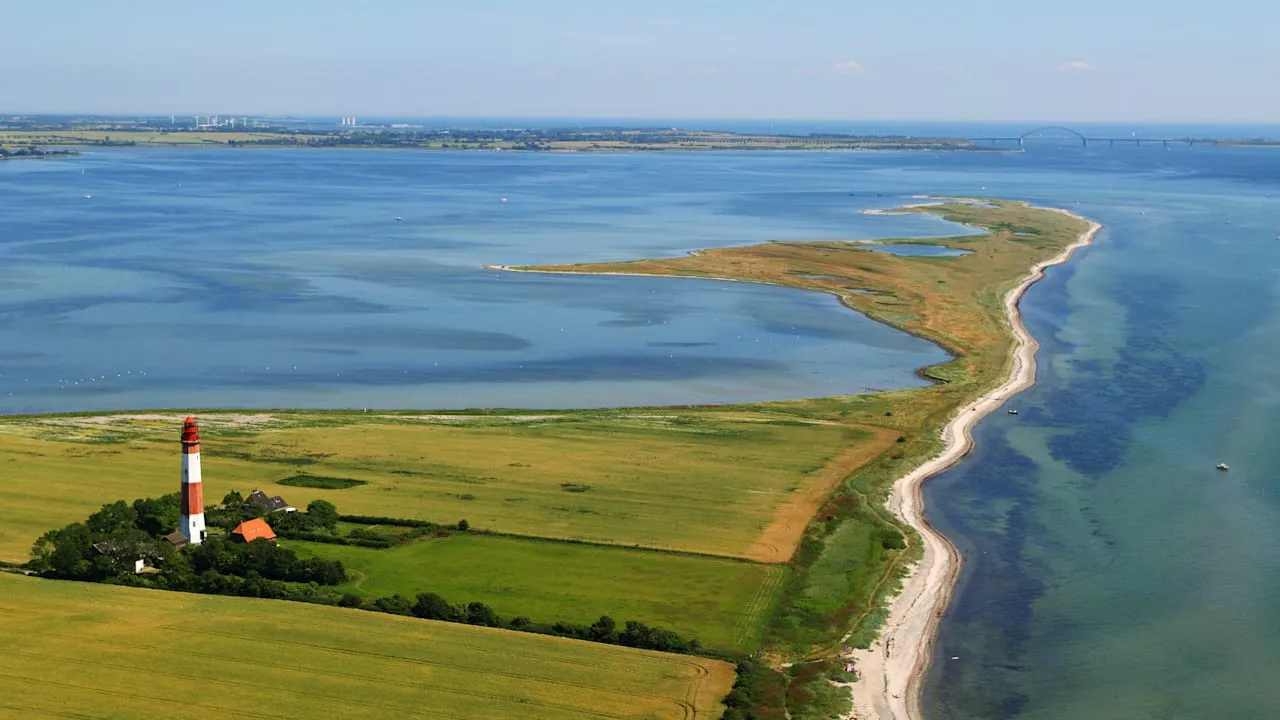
843 205 1102 720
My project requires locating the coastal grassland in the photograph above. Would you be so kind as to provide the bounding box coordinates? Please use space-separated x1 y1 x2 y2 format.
0 411 889 563
0 573 733 720
286 533 785 653
517 200 1092 713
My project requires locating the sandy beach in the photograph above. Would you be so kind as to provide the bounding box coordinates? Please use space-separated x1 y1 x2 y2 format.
842 205 1102 720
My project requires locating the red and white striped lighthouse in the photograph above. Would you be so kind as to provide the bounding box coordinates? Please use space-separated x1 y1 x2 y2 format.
180 417 207 545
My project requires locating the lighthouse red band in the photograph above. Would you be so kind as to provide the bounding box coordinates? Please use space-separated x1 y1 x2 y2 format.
180 417 206 544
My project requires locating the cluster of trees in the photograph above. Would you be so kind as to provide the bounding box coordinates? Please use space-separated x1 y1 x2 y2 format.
187 536 344 584
30 493 346 596
337 590 701 655
30 496 181 580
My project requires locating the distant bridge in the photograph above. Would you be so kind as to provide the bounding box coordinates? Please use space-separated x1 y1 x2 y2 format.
973 126 1209 148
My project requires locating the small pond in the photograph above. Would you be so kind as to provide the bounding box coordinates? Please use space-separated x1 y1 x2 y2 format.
865 244 971 257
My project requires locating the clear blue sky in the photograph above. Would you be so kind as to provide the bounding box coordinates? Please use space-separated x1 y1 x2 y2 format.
3 0 1276 121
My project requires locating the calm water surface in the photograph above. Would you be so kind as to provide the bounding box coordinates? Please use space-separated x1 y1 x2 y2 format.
1 149 973 413
4 144 1280 718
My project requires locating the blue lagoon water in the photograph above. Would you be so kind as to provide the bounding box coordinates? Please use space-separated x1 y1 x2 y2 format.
866 244 971 257
4 143 1280 717
1 149 970 413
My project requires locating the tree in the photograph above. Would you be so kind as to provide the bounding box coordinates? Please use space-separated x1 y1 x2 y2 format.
338 593 363 608
221 490 244 508
413 592 459 621
456 519 470 532
588 615 617 642
373 594 414 615
464 601 501 627
133 495 180 537
30 523 93 578
305 499 339 531
86 500 138 536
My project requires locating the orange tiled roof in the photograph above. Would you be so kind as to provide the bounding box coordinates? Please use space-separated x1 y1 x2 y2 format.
231 518 277 542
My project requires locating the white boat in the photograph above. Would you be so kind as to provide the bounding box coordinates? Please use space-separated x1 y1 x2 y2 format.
83 194 92 199
394 216 403 222
1007 409 1018 415
1217 463 1230 471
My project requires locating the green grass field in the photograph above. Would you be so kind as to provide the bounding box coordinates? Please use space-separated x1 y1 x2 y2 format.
0 412 879 563
0 573 734 720
286 533 785 653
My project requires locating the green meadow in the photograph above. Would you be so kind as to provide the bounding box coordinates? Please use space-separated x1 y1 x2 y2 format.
0 411 876 563
0 573 733 719
286 533 786 654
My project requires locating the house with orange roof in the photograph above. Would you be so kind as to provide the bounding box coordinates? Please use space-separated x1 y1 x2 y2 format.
229 517 278 544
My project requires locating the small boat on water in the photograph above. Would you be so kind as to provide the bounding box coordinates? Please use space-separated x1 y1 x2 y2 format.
83 194 92 199
394 216 403 222
1217 463 1230 471
1007 409 1019 415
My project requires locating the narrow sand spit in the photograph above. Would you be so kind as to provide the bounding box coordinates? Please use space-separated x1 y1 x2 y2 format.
844 206 1102 720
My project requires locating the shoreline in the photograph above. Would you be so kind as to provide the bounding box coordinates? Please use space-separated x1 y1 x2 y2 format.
844 206 1102 720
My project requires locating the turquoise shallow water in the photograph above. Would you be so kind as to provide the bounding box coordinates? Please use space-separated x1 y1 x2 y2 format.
920 155 1280 718
3 143 1280 717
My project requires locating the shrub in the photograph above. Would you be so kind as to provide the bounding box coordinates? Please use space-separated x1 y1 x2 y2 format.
372 594 414 615
880 529 906 550
277 474 368 490
412 592 460 621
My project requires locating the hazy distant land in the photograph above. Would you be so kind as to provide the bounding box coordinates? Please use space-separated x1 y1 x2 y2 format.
0 116 989 152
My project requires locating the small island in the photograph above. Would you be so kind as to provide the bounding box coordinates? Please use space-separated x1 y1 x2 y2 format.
0 146 77 160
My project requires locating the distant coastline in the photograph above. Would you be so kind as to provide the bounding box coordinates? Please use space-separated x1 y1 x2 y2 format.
0 126 995 153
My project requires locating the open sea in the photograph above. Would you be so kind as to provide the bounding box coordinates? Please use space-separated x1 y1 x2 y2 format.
3 136 1279 718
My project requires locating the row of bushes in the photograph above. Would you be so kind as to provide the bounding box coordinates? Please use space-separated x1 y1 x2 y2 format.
338 591 702 655
113 565 334 602
282 530 396 549
338 514 439 528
